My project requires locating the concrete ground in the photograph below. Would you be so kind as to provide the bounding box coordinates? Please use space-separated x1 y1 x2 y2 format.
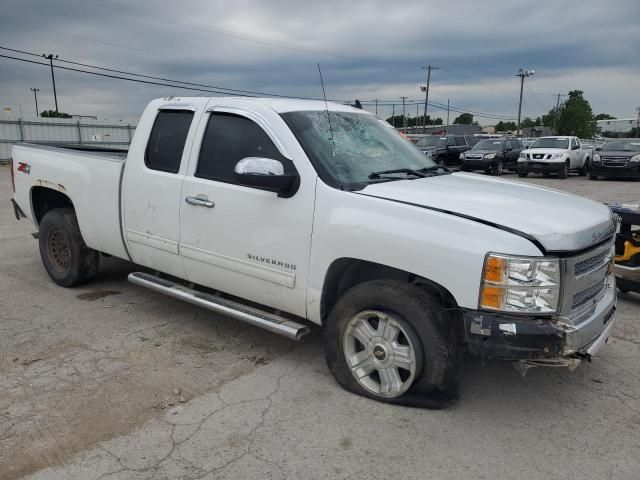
1 165 639 480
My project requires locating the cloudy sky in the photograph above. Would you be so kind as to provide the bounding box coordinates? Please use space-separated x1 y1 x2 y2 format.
1 0 639 124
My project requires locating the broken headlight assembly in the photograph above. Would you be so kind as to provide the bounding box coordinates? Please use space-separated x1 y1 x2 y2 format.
479 253 561 314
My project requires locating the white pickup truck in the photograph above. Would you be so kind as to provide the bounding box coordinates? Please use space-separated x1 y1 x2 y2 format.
517 136 592 178
9 97 617 408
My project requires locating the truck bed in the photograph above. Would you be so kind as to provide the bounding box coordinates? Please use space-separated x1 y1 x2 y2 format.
11 142 129 260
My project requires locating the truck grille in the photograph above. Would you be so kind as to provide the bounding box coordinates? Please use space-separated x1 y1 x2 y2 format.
572 279 606 308
560 239 614 316
574 250 608 275
532 153 546 159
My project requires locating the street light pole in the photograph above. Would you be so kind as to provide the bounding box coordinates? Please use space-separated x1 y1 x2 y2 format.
42 54 59 114
516 68 534 136
401 96 408 133
30 88 40 117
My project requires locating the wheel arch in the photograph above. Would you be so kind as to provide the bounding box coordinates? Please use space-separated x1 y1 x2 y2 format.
320 257 459 323
31 186 75 226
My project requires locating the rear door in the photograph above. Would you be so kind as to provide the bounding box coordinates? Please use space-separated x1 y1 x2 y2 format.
178 105 315 317
122 104 200 278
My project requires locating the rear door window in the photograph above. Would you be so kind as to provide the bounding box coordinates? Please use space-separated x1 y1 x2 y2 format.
145 110 194 173
454 136 467 146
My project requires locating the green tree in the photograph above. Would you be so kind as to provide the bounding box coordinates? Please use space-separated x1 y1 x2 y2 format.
535 117 542 126
495 121 517 132
593 113 616 121
556 90 594 137
521 117 536 128
40 110 72 118
453 113 473 125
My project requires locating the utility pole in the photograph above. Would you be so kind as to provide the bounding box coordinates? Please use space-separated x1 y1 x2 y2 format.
446 99 450 133
401 96 408 133
42 54 59 114
420 65 439 133
635 107 640 138
375 99 378 115
552 93 566 134
516 68 535 136
391 104 395 128
30 88 40 117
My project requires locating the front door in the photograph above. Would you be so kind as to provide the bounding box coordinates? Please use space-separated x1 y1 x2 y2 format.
179 107 315 317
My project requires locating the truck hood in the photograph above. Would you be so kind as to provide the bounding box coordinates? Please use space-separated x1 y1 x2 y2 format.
525 148 567 155
359 173 614 253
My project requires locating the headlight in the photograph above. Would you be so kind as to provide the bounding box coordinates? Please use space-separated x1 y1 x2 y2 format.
479 253 561 314
593 154 601 163
424 150 433 157
484 153 496 159
630 154 640 163
549 153 563 160
459 153 465 160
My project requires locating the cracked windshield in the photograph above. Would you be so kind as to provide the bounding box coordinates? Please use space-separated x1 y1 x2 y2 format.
283 111 439 185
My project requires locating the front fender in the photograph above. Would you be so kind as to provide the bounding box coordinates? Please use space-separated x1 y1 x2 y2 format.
306 182 543 324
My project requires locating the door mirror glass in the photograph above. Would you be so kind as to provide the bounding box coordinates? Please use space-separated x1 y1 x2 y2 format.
234 157 298 195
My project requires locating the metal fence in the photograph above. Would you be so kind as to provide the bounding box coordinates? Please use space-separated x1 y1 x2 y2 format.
0 115 138 162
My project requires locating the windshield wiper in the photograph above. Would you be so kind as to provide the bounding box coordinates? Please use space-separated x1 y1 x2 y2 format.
368 168 428 179
418 165 451 174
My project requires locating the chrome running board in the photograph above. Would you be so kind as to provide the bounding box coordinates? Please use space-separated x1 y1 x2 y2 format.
128 271 310 340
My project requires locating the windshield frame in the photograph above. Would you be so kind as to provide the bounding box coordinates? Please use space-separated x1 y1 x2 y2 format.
281 110 443 191
602 140 640 152
472 139 506 151
530 137 570 149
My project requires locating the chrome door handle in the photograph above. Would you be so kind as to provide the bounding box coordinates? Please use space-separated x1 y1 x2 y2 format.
185 195 215 208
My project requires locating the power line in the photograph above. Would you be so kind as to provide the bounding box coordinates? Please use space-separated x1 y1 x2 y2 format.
79 0 367 62
0 46 520 121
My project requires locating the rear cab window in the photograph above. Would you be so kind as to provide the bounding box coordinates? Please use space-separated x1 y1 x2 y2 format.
145 110 194 173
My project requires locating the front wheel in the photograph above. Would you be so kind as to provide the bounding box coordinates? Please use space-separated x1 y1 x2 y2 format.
491 160 504 176
558 161 569 179
324 280 461 408
38 208 99 287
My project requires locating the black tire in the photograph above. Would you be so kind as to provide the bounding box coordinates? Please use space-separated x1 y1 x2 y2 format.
38 208 99 287
558 161 569 179
518 171 528 178
579 158 589 176
491 160 504 176
324 280 462 409
436 156 445 166
589 174 598 180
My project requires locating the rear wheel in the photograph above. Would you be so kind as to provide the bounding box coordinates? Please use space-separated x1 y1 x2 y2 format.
579 158 589 176
491 160 504 176
324 280 462 408
558 161 569 179
38 208 99 287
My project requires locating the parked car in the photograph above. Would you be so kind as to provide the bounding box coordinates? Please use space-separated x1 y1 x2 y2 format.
10 97 617 408
589 138 640 180
460 137 524 176
415 135 470 167
517 136 591 178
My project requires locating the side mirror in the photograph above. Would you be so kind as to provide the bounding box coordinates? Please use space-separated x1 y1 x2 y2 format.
505 147 513 152
234 157 299 197
595 146 602 151
572 144 580 150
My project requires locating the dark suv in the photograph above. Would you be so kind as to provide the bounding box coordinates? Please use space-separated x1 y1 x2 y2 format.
460 137 524 176
415 135 470 167
589 139 640 180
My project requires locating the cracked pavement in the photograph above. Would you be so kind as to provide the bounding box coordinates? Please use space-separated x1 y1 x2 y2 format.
1 166 639 479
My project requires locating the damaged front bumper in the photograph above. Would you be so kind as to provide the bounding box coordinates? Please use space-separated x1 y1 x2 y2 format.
463 278 617 367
